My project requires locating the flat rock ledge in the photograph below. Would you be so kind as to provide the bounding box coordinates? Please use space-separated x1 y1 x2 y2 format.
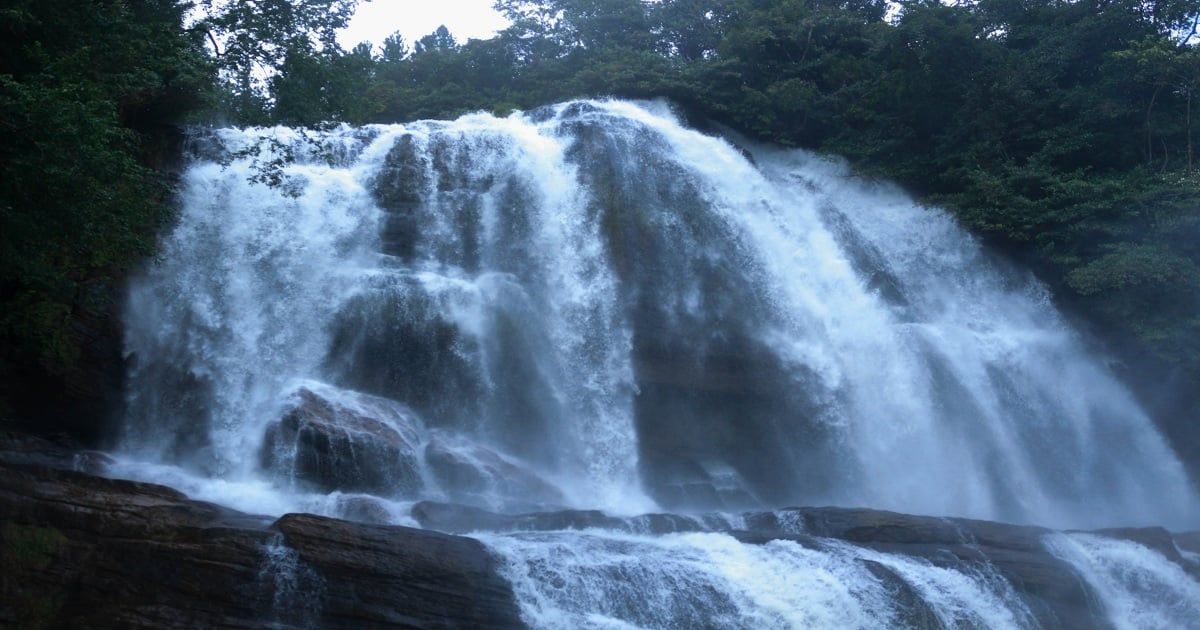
3 432 1198 629
0 432 523 629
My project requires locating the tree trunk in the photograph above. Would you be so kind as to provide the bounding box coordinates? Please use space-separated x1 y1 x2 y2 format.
1188 87 1193 172
1147 83 1163 164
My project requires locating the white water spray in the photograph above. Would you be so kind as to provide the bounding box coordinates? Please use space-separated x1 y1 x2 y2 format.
115 99 1200 629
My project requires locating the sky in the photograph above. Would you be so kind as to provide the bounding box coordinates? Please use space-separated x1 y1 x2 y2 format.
338 0 510 49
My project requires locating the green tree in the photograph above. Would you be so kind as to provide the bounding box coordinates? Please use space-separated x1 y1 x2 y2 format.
191 0 360 123
0 0 212 424
271 40 379 126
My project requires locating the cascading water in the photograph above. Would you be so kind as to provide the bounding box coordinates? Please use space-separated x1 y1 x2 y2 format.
1043 532 1200 629
115 99 1200 628
478 529 1039 629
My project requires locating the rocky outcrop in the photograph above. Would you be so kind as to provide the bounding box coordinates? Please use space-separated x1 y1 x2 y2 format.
424 435 565 511
335 494 394 525
412 500 723 535
273 514 519 628
0 433 522 629
261 386 424 496
372 133 429 261
322 276 489 429
1178 529 1200 553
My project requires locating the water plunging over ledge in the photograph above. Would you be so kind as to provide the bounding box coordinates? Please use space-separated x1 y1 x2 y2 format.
109 99 1200 628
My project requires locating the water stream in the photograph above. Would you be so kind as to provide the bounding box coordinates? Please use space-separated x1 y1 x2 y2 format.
115 100 1200 628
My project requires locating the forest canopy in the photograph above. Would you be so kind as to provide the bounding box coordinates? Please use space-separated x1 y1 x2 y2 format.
3 0 1200 420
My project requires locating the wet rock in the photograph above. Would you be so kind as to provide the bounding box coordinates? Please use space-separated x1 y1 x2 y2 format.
273 514 520 628
729 530 824 547
0 433 522 629
861 560 944 630
260 385 424 496
375 134 429 206
372 133 429 260
1 458 280 628
740 507 1114 630
412 500 715 536
1177 530 1200 553
417 500 1185 630
558 101 604 120
6 430 1194 630
323 277 486 426
1093 526 1184 563
335 495 394 525
414 500 614 533
0 430 113 474
424 435 565 511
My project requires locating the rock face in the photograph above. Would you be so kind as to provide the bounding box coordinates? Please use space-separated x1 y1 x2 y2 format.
0 432 522 629
261 386 425 496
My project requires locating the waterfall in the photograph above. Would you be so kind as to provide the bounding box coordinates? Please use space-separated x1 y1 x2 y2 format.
257 535 324 628
115 99 1200 628
1043 533 1200 629
480 530 1035 629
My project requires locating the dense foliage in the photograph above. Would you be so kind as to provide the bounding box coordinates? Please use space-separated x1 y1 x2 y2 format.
3 0 1200 430
0 0 355 421
0 0 210 418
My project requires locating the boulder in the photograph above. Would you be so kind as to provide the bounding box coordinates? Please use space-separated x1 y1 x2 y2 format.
860 560 945 630
261 385 424 496
335 495 394 525
424 434 564 511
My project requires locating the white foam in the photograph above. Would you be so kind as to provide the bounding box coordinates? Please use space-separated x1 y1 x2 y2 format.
481 530 899 629
124 99 1197 526
1044 532 1200 630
